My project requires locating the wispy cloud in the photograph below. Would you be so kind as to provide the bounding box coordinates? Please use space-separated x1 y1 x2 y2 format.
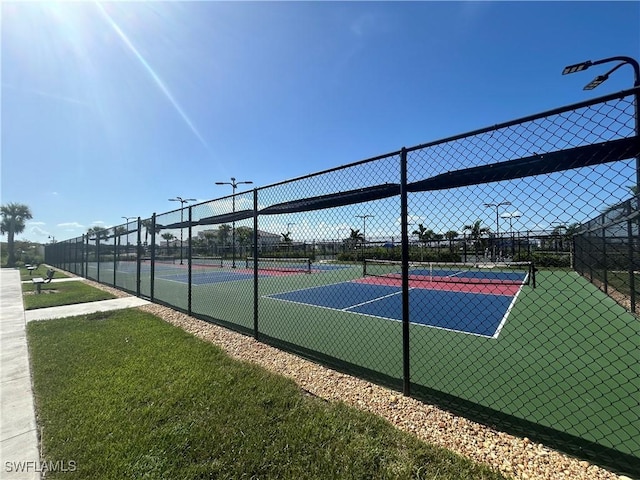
58 222 85 229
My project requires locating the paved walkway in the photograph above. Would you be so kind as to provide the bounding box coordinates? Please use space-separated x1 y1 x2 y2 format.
1 269 148 479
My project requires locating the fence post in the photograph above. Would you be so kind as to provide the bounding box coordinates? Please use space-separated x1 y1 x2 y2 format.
113 227 117 287
150 213 156 302
602 215 608 294
253 189 259 340
400 147 410 396
628 207 637 313
136 217 142 296
188 206 193 316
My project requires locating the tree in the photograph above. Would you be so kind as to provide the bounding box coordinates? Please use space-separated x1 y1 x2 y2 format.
203 231 216 255
161 233 175 253
87 226 109 240
412 224 435 261
236 226 253 256
445 230 459 253
1 202 33 267
349 228 364 247
218 225 231 255
462 220 490 258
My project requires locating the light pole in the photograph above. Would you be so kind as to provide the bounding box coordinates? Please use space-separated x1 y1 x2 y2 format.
562 55 640 192
484 201 511 261
355 214 374 261
121 216 136 255
501 211 522 258
215 177 253 267
168 197 196 265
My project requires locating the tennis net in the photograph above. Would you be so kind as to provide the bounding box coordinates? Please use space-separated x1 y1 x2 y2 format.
363 259 534 286
246 257 312 273
191 256 224 268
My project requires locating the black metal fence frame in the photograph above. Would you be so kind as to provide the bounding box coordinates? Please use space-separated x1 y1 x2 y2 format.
45 86 640 477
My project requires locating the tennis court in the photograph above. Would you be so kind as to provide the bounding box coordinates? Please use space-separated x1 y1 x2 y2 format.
266 260 530 338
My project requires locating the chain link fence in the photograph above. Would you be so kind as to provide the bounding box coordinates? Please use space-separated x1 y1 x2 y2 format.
46 87 640 477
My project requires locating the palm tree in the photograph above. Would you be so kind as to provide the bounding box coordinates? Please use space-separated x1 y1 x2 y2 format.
462 220 490 259
87 226 109 240
161 233 175 255
412 224 435 261
445 231 459 253
1 202 33 267
349 228 365 260
281 231 293 255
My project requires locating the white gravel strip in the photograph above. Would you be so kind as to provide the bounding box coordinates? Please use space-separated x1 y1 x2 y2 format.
81 278 629 480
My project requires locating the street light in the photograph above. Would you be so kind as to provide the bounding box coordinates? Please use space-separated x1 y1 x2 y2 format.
355 214 374 260
215 177 253 268
121 216 136 255
562 55 640 191
501 211 522 258
168 197 196 265
484 201 511 261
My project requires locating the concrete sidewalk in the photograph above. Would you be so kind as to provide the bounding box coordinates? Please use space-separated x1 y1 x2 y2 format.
1 269 149 479
1 268 39 480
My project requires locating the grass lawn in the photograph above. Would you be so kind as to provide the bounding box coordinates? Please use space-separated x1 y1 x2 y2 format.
27 309 508 480
19 264 69 282
22 280 116 310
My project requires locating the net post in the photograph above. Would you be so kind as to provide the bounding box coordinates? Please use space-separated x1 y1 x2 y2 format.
531 260 536 289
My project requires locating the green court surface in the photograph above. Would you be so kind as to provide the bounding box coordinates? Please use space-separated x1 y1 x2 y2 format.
95 262 638 458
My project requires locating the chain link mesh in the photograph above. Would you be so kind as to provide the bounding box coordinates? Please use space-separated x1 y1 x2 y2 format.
46 88 640 476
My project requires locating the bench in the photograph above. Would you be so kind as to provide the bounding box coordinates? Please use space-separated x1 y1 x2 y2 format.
32 269 55 294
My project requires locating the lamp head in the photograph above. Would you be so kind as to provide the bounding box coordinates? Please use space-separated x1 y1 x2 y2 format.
562 61 592 75
583 74 609 90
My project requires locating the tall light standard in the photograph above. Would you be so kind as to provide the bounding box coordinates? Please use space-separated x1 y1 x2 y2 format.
215 177 253 267
355 214 374 260
121 216 136 255
562 55 640 192
501 211 522 258
168 197 196 265
484 201 511 261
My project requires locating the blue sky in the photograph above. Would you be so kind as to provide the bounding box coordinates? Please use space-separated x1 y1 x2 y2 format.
1 1 639 244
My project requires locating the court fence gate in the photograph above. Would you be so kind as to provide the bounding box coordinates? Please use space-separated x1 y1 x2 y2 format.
46 86 640 477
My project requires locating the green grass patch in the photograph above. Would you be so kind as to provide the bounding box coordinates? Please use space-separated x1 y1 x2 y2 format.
19 264 70 282
22 280 116 310
27 310 508 480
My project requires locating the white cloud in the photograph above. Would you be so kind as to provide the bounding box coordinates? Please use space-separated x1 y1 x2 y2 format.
57 222 84 229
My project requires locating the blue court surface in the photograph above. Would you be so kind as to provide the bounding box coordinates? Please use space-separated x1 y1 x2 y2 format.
157 270 266 285
266 281 519 338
